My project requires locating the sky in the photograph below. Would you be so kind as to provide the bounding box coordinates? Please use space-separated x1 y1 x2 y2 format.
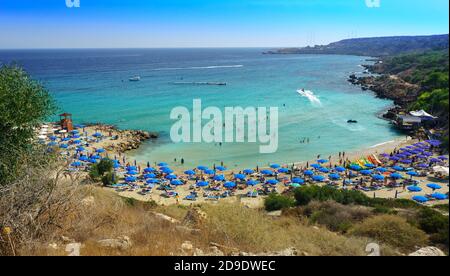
0 0 448 48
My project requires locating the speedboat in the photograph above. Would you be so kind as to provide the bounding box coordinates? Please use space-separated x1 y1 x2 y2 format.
129 76 141 82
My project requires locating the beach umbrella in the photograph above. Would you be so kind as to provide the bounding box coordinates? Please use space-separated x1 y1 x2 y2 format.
416 155 428 159
312 175 326 182
59 144 69 149
197 166 209 171
278 168 290 173
290 183 302 188
406 171 419 177
390 173 403 179
216 166 227 171
72 135 81 139
96 148 106 153
375 167 388 173
165 174 177 180
270 164 281 169
144 173 156 179
438 156 448 160
171 180 183 186
125 176 136 182
161 167 174 174
389 156 401 161
311 164 322 169
204 169 216 175
344 179 353 185
146 179 160 184
304 170 314 176
329 174 340 180
184 170 196 176
392 166 404 171
243 169 254 175
335 166 346 173
431 193 448 200
158 162 168 167
349 165 362 171
127 166 138 171
235 174 246 180
224 182 236 189
372 174 385 181
360 170 372 176
113 162 120 169
319 167 330 173
417 163 429 169
79 156 89 162
197 181 209 187
426 183 442 191
49 136 57 141
93 132 103 137
73 140 82 145
430 158 441 163
144 167 156 173
317 159 329 164
246 180 259 186
401 159 413 165
89 158 98 164
266 179 279 185
71 162 82 167
407 186 422 192
292 178 305 184
47 141 58 147
380 153 390 158
364 163 376 168
412 196 429 203
213 175 225 181
261 170 274 176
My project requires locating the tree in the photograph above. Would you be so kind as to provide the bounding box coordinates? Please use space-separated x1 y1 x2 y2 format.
0 65 56 185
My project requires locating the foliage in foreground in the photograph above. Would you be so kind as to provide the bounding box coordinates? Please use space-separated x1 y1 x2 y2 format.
264 193 296 212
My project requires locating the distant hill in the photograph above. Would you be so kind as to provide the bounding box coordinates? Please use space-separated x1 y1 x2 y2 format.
266 34 449 57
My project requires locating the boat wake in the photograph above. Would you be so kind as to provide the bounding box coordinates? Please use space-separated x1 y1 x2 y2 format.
297 89 322 107
151 65 244 71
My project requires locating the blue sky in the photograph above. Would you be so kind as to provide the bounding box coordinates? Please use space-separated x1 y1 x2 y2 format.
0 0 448 48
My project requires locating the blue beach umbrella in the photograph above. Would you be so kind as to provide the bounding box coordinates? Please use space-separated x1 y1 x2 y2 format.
292 178 305 184
243 169 255 174
144 167 156 173
171 180 183 186
146 179 160 184
392 166 404 171
317 159 329 164
270 164 281 169
319 167 330 173
184 170 196 176
430 158 441 163
144 173 156 179
60 144 69 149
216 166 227 171
431 193 448 200
312 175 326 182
197 166 209 171
204 169 216 175
335 166 346 173
311 164 322 169
278 168 290 173
71 162 82 167
47 141 58 147
407 186 422 192
406 171 419 177
427 183 442 191
127 170 138 175
213 175 225 181
261 170 274 176
412 196 429 203
438 156 448 160
375 167 388 173
360 170 373 176
165 174 177 180
125 176 136 183
49 136 57 141
364 163 376 168
158 162 168 167
113 162 120 169
224 182 237 189
127 166 138 171
161 167 174 174
266 179 279 185
235 174 246 180
79 156 89 162
329 174 340 180
304 170 314 176
349 165 362 171
89 158 98 164
246 180 259 186
401 159 413 165
93 132 102 137
390 173 403 179
96 148 106 153
197 181 209 187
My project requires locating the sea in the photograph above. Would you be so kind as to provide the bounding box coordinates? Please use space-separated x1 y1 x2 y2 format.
0 48 401 169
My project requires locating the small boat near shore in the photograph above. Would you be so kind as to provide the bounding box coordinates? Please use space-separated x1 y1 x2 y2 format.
347 120 358 124
170 81 227 86
129 76 141 82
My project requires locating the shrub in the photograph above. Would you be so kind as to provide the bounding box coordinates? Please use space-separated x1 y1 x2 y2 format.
349 215 428 252
89 159 114 183
264 193 296 211
414 208 449 248
294 186 370 206
301 201 372 233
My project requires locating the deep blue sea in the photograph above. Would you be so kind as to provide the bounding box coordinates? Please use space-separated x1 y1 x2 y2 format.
0 48 401 169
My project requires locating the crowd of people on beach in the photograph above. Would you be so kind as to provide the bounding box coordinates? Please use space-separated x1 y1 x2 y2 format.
39 123 449 205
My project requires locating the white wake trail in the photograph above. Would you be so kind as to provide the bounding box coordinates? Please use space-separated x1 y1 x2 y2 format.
297 89 322 107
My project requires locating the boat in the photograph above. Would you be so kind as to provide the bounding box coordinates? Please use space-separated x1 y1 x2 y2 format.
347 120 358 124
129 76 141 82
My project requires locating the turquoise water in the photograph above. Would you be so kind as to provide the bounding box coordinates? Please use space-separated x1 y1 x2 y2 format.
0 49 400 169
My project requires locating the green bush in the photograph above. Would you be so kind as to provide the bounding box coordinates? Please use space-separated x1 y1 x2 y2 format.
349 215 429 252
294 186 370 206
415 208 449 247
89 159 114 183
101 172 115 186
264 193 296 211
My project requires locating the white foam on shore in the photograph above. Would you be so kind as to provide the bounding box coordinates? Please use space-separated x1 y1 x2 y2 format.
370 140 396 148
297 89 322 107
151 65 244 71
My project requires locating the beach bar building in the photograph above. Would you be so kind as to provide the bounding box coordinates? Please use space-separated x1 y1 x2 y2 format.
59 113 74 132
393 114 423 131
